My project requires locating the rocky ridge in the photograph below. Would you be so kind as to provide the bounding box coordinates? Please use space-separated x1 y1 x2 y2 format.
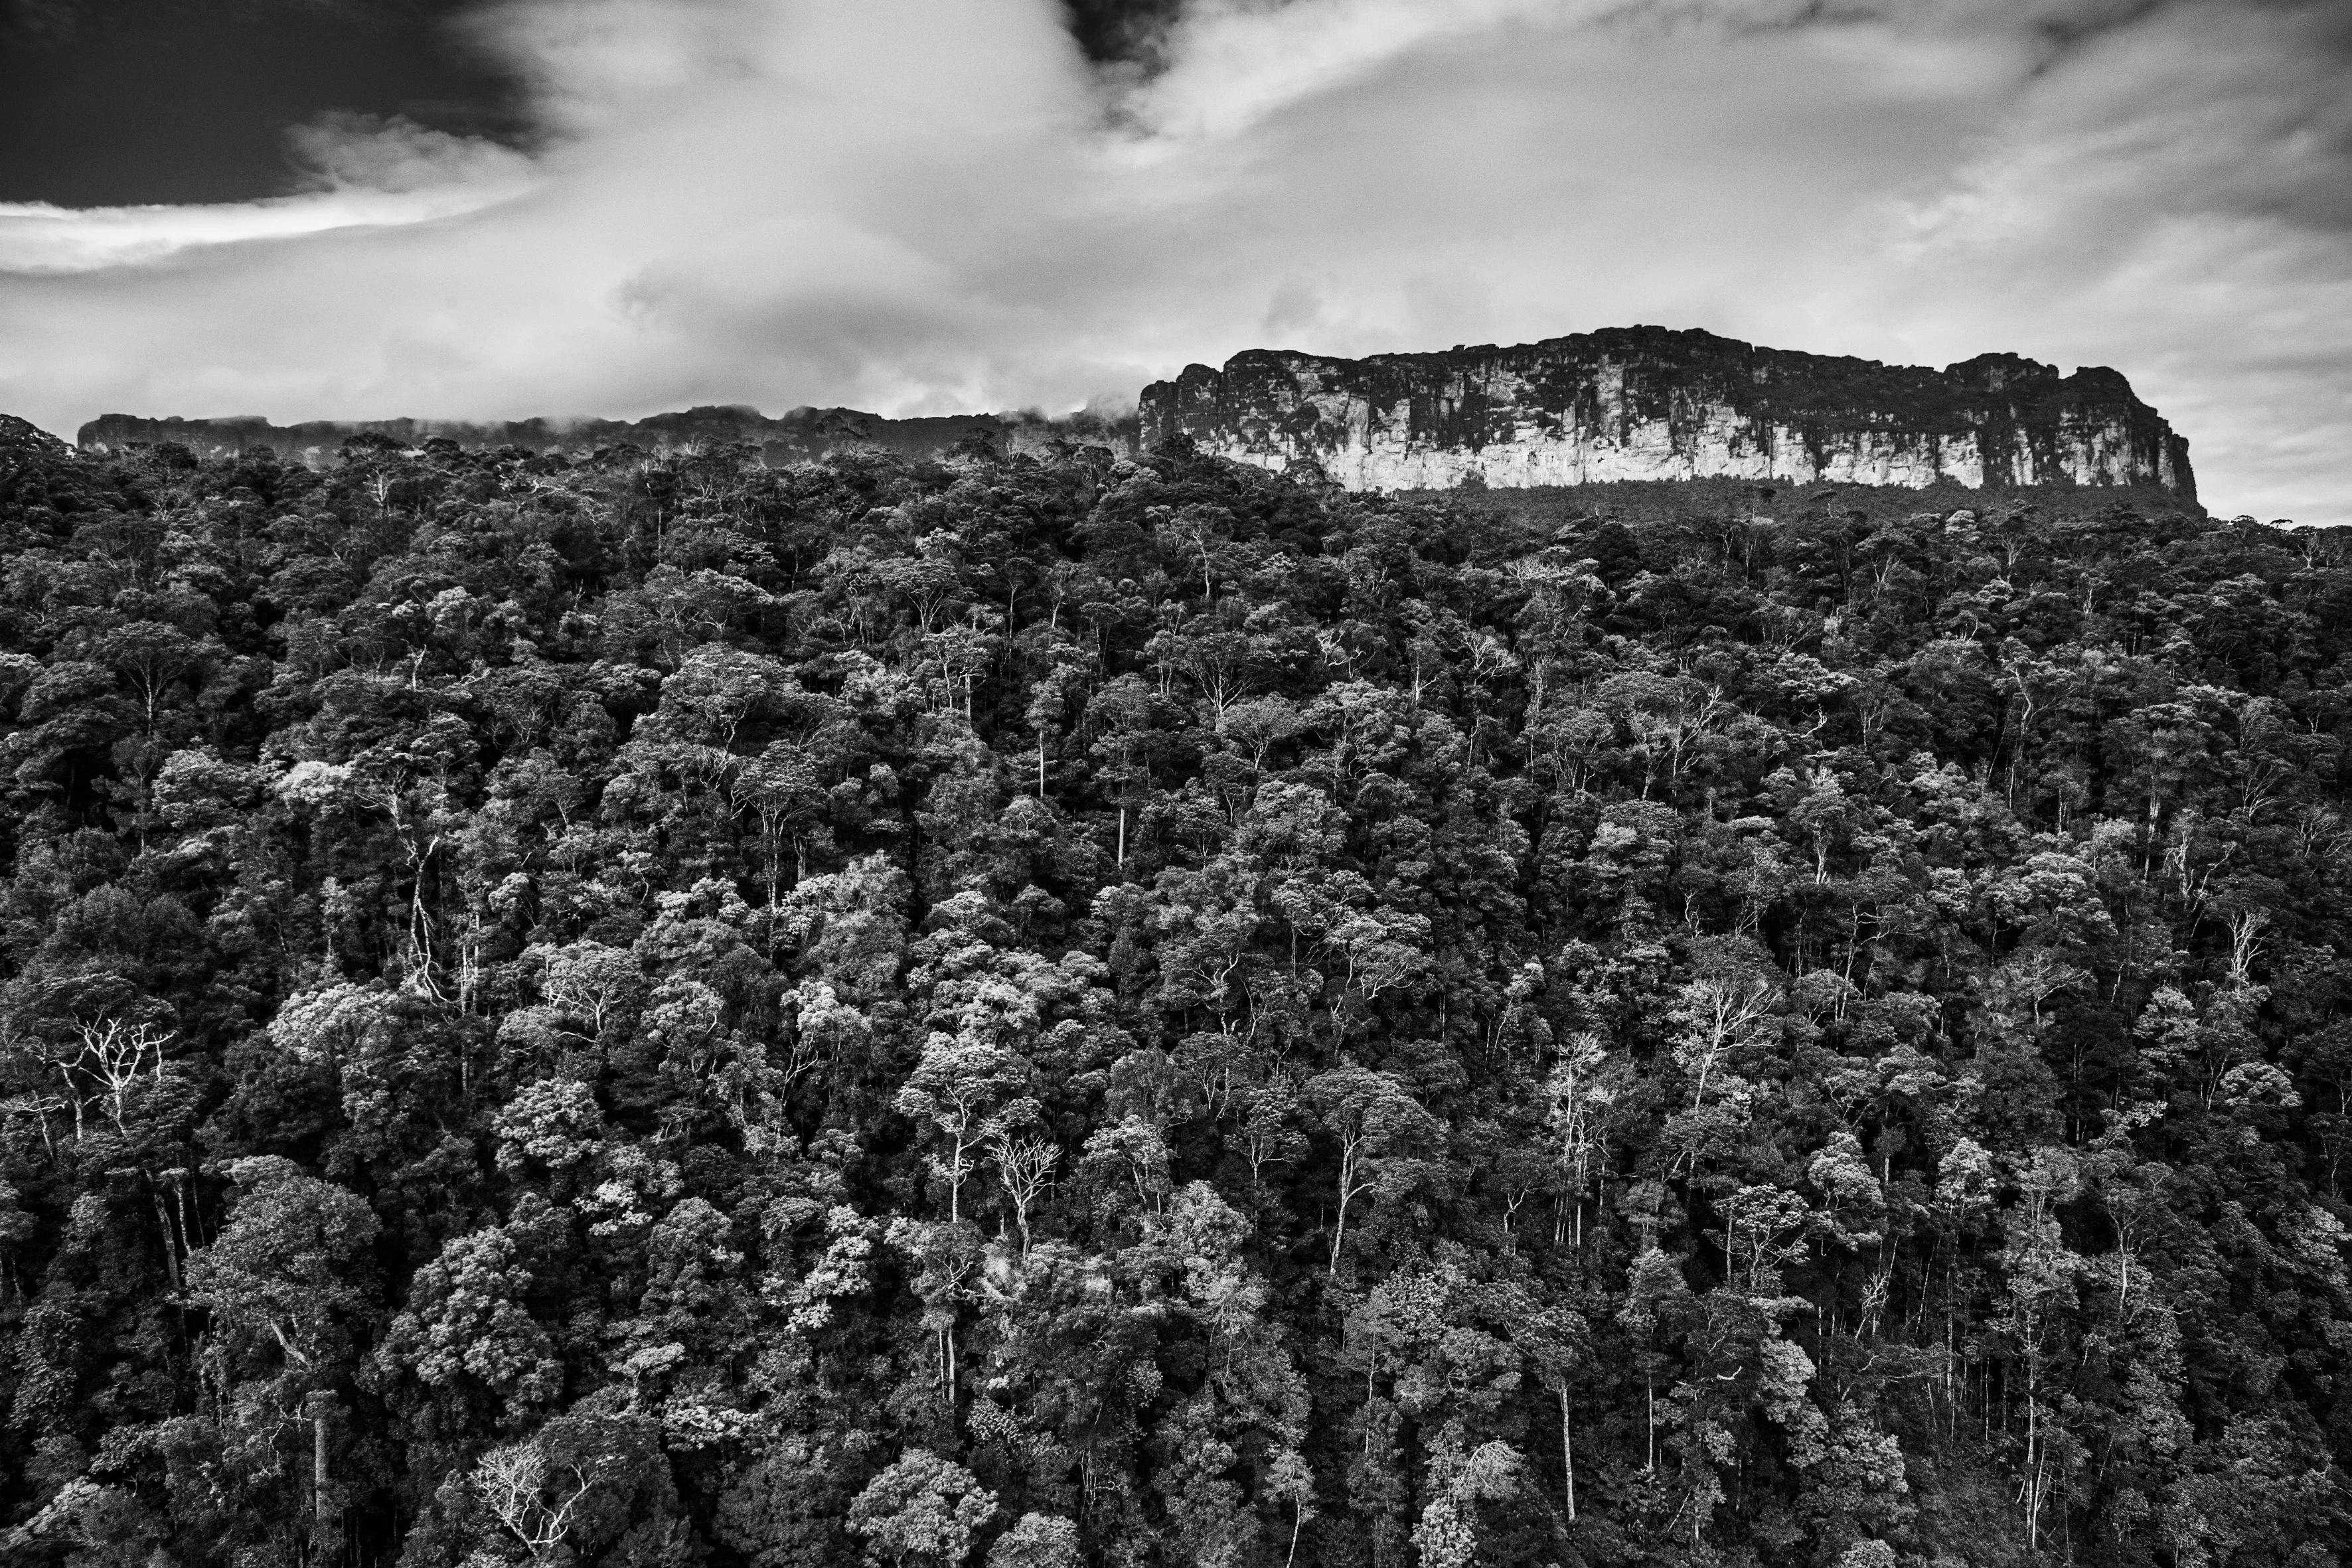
57 327 2195 499
75 404 1139 469
1139 326 2197 498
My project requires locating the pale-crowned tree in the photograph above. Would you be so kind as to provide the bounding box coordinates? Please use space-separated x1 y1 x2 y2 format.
2000 1144 2085 1552
847 1449 998 1568
1663 940 1784 1176
493 1077 605 1186
1267 1446 1317 1568
1721 1183 1813 1296
1076 1115 1173 1223
986 1512 1080 1568
1410 1436 1522 1568
535 939 645 1045
1672 966 1780 1109
894 1036 1029 1224
1544 1028 1619 1247
730 739 826 908
374 1219 564 1423
1515 1304 1593 1520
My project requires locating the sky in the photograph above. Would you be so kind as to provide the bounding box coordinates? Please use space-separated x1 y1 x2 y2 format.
1 0 2347 524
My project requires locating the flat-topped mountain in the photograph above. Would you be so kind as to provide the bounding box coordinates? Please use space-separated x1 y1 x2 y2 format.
1138 326 2196 498
76 404 1138 469
61 327 2194 500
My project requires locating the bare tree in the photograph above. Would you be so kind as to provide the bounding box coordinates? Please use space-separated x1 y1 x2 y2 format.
1545 1030 1617 1248
473 1440 593 1562
1671 973 1777 1107
73 1018 171 1134
2225 906 2271 992
988 1131 1058 1257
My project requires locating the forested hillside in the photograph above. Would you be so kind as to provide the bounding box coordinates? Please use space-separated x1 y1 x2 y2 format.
1 428 2349 1568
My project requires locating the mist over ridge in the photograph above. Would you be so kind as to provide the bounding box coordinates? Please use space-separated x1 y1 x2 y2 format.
72 325 2195 504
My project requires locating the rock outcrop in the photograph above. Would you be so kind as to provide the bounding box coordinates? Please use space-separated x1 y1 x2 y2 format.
61 326 2197 499
76 404 1138 469
1139 327 2195 498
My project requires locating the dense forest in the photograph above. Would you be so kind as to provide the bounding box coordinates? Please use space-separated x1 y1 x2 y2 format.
0 422 2348 1568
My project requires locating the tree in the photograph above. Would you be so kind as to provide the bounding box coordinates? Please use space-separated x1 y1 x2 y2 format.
186 1156 382 1376
986 1512 1080 1568
376 1219 565 1421
985 1125 1058 1256
1303 1066 1441 1277
895 1037 1030 1224
847 1449 998 1568
1410 1439 1521 1568
1544 1028 1618 1247
473 1437 594 1562
732 739 828 907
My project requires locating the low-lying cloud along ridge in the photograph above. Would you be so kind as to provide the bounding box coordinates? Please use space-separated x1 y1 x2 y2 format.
0 0 2345 523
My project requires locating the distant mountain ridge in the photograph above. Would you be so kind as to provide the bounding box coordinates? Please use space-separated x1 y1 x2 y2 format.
76 404 1140 469
1139 326 2197 498
67 326 2195 499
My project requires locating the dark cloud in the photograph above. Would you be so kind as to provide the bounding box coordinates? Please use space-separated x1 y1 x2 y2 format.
1059 0 1188 66
2 0 428 44
0 0 522 204
0 0 1207 205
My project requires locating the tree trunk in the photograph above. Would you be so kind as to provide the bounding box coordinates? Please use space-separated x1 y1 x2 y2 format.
1328 1144 1360 1277
152 1194 181 1292
1559 1386 1577 1520
307 1391 339 1560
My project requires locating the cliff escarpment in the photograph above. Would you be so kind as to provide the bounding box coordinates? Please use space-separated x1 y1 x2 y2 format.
66 326 2196 500
1139 326 2195 497
76 404 1138 469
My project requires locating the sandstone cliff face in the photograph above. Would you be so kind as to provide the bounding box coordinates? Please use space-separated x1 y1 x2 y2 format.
62 327 2195 497
1138 327 2195 498
76 404 1138 469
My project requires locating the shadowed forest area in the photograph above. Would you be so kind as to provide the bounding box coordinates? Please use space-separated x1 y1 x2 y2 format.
0 428 2349 1568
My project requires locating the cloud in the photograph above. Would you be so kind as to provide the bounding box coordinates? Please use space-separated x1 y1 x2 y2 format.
0 0 2346 522
0 116 534 272
0 188 491 273
285 112 538 194
1866 0 2352 522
